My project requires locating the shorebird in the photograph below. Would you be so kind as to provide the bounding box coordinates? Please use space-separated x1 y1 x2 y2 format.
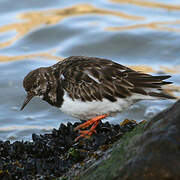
21 56 175 141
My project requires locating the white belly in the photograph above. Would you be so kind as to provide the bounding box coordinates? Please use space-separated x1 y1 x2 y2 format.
59 92 147 120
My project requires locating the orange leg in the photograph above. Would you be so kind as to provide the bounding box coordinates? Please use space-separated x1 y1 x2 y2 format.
74 114 108 141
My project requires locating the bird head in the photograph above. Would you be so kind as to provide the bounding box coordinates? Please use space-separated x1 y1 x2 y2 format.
21 68 49 110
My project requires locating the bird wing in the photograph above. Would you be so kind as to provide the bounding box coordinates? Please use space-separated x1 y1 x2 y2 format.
58 56 173 102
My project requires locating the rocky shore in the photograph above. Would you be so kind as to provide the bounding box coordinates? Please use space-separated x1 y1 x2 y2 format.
0 100 180 180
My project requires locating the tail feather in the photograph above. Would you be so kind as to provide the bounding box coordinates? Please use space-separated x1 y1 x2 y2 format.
148 92 176 99
128 75 171 81
151 75 171 80
129 74 175 100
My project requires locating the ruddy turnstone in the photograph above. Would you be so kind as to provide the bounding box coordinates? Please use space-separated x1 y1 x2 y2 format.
21 56 175 141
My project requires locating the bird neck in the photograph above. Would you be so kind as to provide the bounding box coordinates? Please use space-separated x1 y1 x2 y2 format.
42 68 64 107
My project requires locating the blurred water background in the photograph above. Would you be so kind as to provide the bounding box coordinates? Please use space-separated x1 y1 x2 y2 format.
0 0 180 141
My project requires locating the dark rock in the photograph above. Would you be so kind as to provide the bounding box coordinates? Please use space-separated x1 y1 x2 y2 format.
117 100 180 180
78 100 180 180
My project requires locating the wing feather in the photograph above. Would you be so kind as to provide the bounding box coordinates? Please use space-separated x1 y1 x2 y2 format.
55 56 174 102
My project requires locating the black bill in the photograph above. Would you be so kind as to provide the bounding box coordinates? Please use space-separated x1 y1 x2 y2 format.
20 93 35 111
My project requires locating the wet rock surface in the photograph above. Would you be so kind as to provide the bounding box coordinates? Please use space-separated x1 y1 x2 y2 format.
0 120 137 180
78 100 180 180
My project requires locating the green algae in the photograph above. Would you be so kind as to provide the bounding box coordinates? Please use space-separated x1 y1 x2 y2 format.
76 124 146 180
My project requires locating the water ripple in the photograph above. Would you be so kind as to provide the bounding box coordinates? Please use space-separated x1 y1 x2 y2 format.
0 0 179 141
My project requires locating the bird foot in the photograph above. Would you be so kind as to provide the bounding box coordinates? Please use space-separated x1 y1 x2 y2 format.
74 114 108 141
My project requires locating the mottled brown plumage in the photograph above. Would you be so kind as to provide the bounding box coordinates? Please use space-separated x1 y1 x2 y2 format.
50 56 174 103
